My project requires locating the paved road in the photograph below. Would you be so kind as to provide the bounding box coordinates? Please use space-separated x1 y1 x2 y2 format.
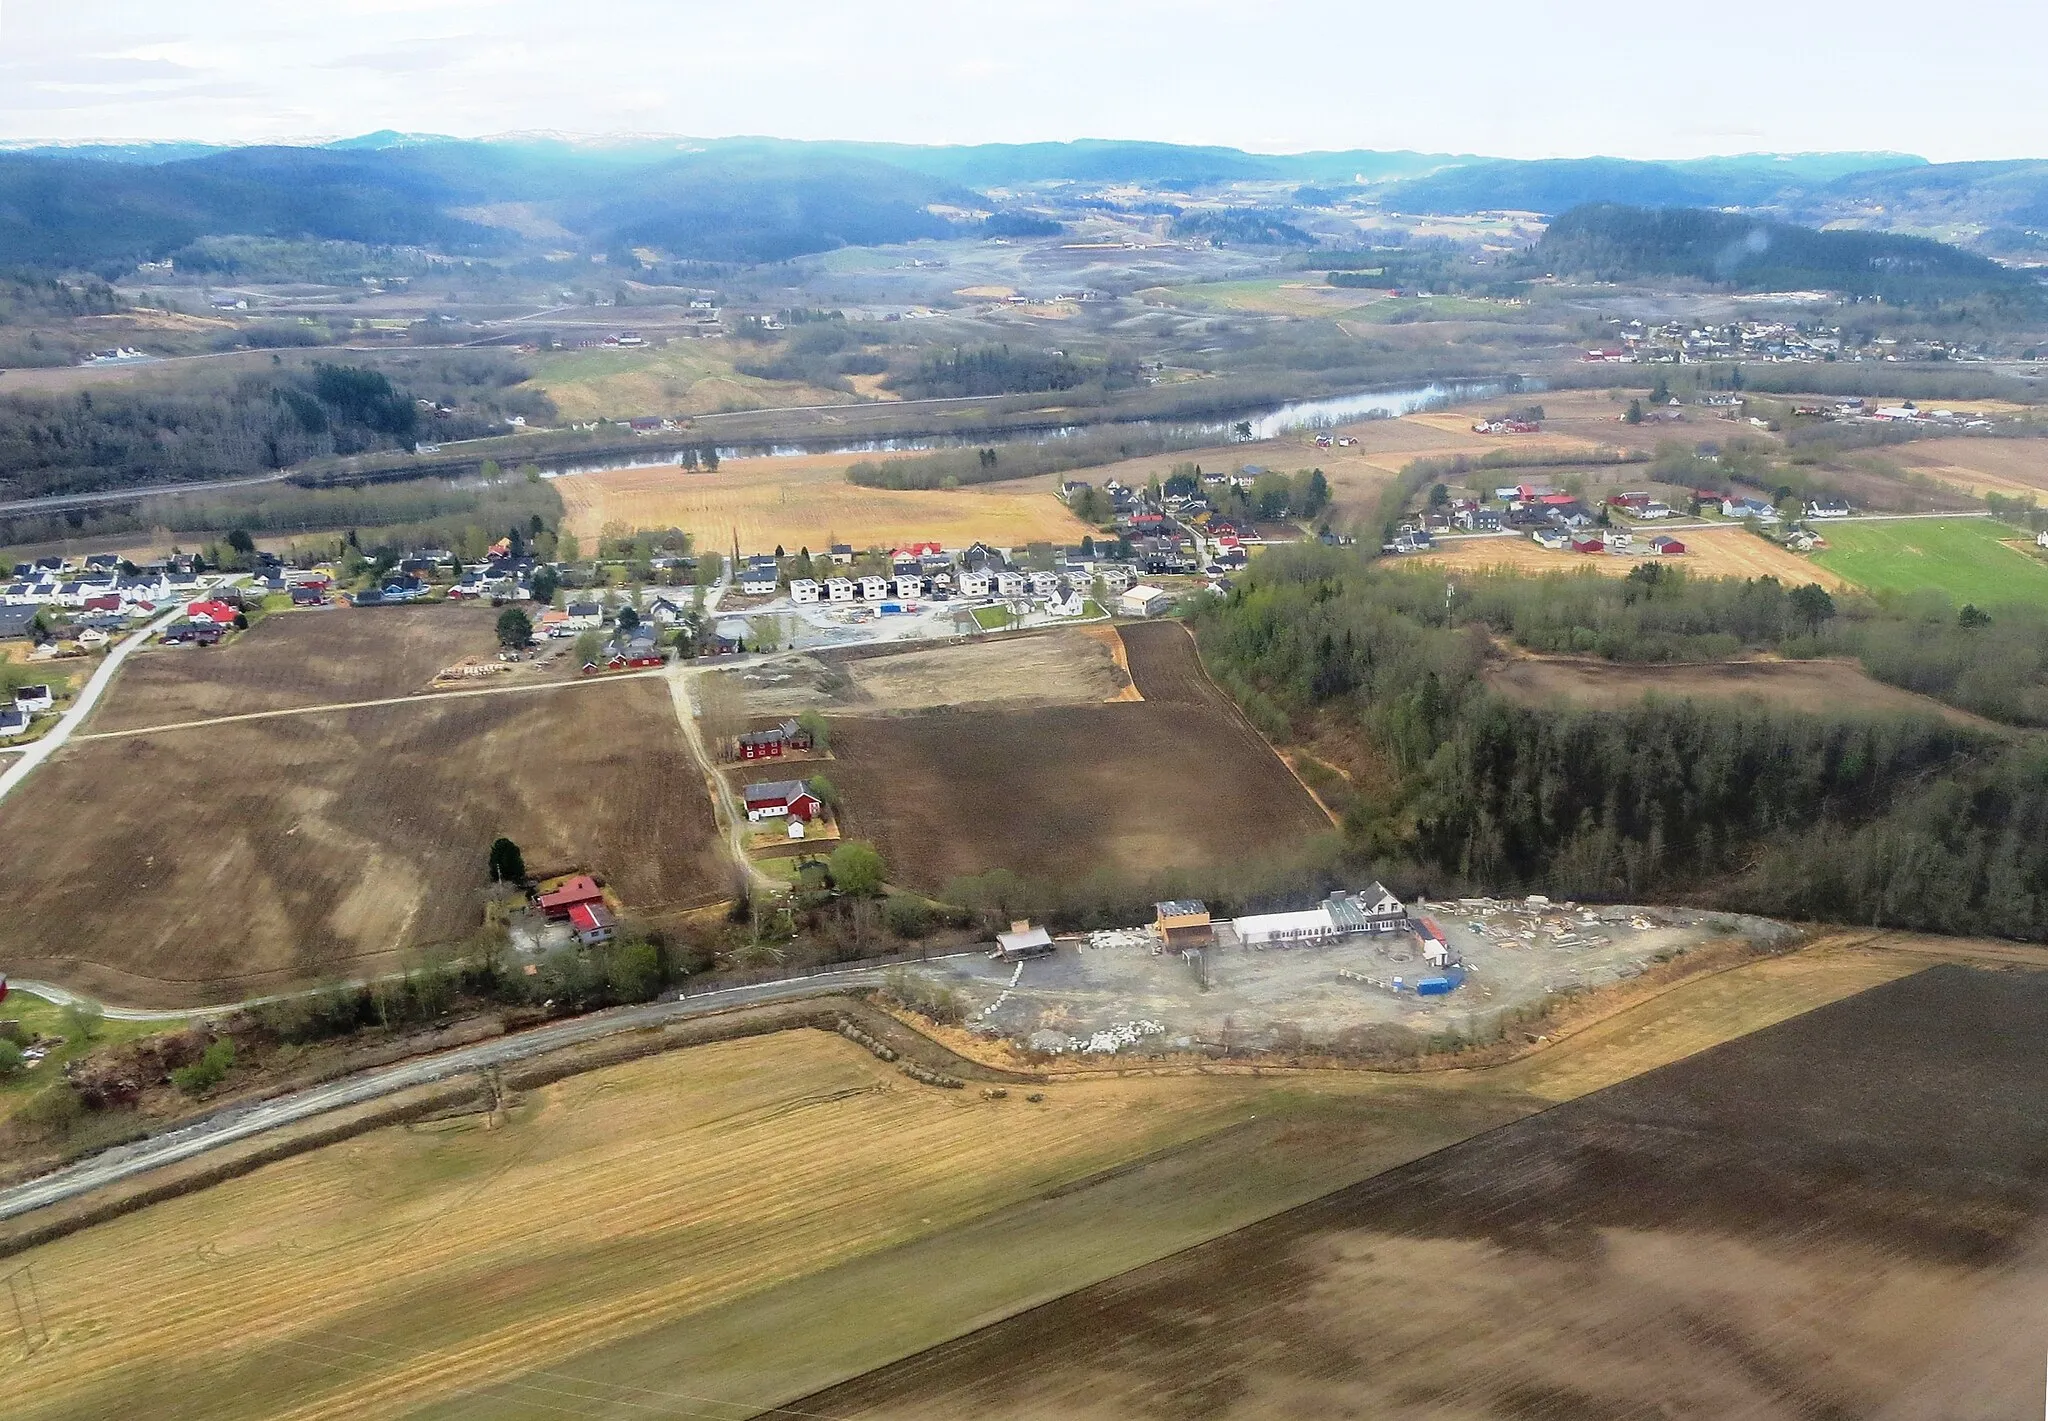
0 957 976 1223
1430 509 1997 544
0 472 293 518
0 606 182 807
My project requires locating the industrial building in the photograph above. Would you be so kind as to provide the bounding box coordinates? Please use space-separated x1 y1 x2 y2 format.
1232 883 1408 947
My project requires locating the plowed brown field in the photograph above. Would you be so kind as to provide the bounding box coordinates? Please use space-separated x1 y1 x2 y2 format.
0 679 721 1005
806 965 2048 1420
826 622 1329 889
89 606 506 733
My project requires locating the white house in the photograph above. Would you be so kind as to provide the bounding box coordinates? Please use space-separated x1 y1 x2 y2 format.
1046 588 1086 618
1028 570 1062 598
893 574 924 599
1806 498 1852 519
563 601 604 630
14 684 54 714
826 577 856 603
995 570 1026 598
1096 564 1133 592
1119 585 1172 617
2037 530 2048 550
790 578 821 604
959 569 992 597
738 568 778 596
859 575 890 601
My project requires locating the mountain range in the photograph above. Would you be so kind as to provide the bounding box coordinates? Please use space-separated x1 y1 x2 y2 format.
3 134 2047 273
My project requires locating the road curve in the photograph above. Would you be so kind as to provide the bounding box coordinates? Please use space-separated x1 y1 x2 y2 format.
0 957 974 1223
0 606 182 807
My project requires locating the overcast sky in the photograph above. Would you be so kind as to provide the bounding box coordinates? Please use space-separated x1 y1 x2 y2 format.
3 0 2043 162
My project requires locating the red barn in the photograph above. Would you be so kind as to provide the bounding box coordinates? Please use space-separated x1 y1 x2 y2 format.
1570 536 1606 554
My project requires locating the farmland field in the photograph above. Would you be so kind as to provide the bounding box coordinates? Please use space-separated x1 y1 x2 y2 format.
1486 654 1998 726
806 963 2048 1420
0 679 720 1005
552 450 1093 550
2 935 1937 1421
511 342 851 422
1416 524 1852 588
826 622 1330 889
1811 515 2048 607
88 605 509 733
1888 436 2048 499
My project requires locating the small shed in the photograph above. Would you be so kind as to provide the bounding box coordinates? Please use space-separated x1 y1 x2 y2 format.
993 921 1056 962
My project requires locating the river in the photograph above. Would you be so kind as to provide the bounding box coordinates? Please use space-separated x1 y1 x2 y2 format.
535 376 1528 478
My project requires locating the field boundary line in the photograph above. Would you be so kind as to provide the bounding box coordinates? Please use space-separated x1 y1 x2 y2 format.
70 667 669 742
1161 619 1339 830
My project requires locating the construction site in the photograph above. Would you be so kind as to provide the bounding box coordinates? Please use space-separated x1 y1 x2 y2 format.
908 895 1793 1057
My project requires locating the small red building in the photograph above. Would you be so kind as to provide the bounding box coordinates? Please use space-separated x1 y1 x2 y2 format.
1570 536 1606 554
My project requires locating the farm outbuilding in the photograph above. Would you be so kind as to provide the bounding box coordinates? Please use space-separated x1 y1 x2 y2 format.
994 921 1056 961
1119 585 1172 617
742 779 822 822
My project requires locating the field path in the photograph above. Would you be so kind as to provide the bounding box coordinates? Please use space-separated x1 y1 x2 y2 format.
68 665 669 742
664 662 776 894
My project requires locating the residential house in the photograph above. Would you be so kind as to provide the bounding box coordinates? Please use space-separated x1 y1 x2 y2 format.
995 570 1026 599
1722 496 1781 523
790 578 821 604
826 577 856 603
709 618 750 654
14 684 54 714
646 594 691 623
1095 564 1132 593
1532 529 1569 550
958 569 992 597
289 586 325 607
738 558 780 596
742 779 823 822
535 875 606 920
1028 571 1062 599
893 573 925 599
563 601 605 630
0 707 27 739
0 606 37 640
1806 498 1852 519
737 718 812 760
828 543 855 565
859 574 890 601
185 598 240 628
567 902 617 946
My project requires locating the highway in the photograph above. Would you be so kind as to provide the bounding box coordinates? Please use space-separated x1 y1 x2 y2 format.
0 956 976 1223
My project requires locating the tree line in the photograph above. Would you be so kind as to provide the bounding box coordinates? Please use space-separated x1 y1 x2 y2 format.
1188 548 2048 939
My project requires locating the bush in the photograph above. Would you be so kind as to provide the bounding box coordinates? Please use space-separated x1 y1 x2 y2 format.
171 1037 235 1095
884 896 933 939
0 1039 21 1076
62 1001 105 1043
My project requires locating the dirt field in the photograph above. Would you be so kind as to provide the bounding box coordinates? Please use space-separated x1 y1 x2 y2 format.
0 679 721 1004
808 962 2048 1420
512 343 851 422
88 606 509 733
1486 654 1998 726
827 623 1329 889
552 450 1093 550
1891 435 2048 499
2 935 1939 1421
716 629 1135 718
1415 524 1852 588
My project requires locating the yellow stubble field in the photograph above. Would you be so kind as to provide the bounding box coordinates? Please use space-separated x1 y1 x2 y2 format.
1415 524 1852 589
553 451 1094 550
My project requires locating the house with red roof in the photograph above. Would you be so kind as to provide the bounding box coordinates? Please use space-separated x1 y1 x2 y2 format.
566 901 616 944
185 598 240 627
535 875 607 919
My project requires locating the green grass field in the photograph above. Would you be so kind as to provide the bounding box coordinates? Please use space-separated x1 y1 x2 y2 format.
1812 517 2048 608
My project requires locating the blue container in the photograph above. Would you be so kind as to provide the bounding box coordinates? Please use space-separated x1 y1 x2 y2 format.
1415 972 1464 996
880 602 902 614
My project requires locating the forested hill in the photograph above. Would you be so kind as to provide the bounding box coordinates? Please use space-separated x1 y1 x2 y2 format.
1190 551 2048 940
1535 204 2041 306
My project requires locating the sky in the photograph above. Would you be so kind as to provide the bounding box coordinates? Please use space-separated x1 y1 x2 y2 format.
3 0 2045 162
